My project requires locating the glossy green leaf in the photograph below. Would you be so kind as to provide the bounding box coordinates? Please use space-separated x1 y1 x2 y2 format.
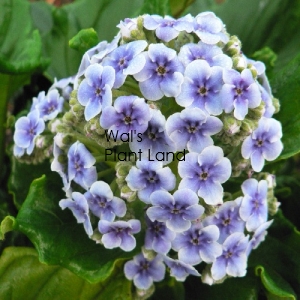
8 156 53 209
69 28 99 54
249 211 300 298
0 0 47 73
270 53 300 160
0 0 47 168
0 216 15 240
139 0 171 15
255 266 296 300
30 0 143 80
13 174 141 283
0 247 133 300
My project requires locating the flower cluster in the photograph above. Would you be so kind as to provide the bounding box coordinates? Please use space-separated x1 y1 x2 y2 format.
13 11 283 292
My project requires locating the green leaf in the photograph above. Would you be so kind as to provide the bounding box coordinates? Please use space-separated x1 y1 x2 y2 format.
69 28 99 54
249 211 300 298
255 266 296 300
0 216 15 240
270 53 300 160
8 156 53 209
139 0 171 15
13 173 141 283
0 0 47 73
0 247 133 300
0 0 48 168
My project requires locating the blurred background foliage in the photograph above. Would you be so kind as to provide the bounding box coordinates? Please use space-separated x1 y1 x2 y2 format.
1 0 300 299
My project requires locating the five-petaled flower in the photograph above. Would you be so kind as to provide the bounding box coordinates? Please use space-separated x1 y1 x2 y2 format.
239 178 268 231
147 189 204 232
211 232 249 280
67 141 97 190
220 68 261 120
134 43 184 100
84 180 126 221
77 63 115 121
100 95 151 137
178 146 231 205
172 222 222 265
98 219 141 251
124 253 166 290
242 117 283 172
126 159 176 204
13 109 45 156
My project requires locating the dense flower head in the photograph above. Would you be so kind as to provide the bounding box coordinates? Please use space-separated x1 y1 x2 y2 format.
12 11 284 291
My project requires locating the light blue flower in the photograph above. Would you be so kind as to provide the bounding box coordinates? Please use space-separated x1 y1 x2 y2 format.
126 160 176 204
239 178 268 231
162 255 200 281
134 43 184 100
77 63 115 121
98 219 141 251
241 117 283 172
13 109 45 156
211 232 249 280
193 12 229 45
147 189 204 233
102 40 148 88
175 60 223 115
124 253 165 290
100 95 151 137
143 14 194 42
178 146 231 205
178 42 232 69
166 107 223 153
204 197 245 243
67 142 97 190
220 68 261 120
246 220 273 256
59 192 93 236
36 89 64 121
85 181 126 221
172 222 222 265
129 109 175 161
144 217 176 254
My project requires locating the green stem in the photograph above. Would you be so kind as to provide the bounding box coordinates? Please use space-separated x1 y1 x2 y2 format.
110 178 118 193
104 161 117 168
69 131 100 153
97 167 115 178
94 154 117 162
